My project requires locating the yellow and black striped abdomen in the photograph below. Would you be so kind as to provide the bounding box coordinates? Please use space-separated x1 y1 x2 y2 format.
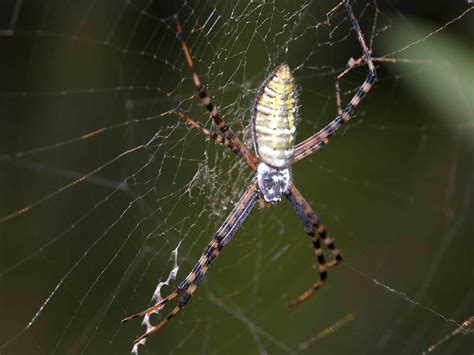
252 63 297 168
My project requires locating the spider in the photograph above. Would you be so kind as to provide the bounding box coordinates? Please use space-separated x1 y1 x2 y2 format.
123 0 376 344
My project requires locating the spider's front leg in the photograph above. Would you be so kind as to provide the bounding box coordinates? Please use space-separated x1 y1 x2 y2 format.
285 182 342 306
122 180 259 344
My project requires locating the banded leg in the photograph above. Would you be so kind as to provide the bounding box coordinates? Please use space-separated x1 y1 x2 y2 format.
285 182 342 306
174 109 238 151
335 54 426 115
122 180 259 343
175 18 259 171
335 55 370 116
292 0 376 162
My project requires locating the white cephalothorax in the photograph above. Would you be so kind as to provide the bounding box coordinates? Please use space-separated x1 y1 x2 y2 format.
257 162 290 203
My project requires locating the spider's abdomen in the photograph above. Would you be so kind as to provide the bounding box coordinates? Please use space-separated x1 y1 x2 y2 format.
252 63 297 168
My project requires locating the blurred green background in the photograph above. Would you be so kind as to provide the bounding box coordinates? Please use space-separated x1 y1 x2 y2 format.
0 1 472 354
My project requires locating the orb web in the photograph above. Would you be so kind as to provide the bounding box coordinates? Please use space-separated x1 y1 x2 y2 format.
0 0 473 354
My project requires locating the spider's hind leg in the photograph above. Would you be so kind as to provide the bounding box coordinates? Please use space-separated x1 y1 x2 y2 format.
285 182 342 307
292 1 377 162
174 17 259 171
334 54 425 116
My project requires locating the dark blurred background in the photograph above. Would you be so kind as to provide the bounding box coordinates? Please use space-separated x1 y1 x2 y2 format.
0 1 473 354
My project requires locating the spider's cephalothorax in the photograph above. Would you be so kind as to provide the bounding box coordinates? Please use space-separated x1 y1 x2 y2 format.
253 63 297 203
257 162 290 204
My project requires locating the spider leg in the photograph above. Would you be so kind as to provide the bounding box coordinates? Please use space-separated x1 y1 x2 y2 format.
121 290 181 322
123 180 259 344
335 55 369 116
335 54 428 115
175 18 259 171
174 109 254 159
292 0 376 162
285 182 342 307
